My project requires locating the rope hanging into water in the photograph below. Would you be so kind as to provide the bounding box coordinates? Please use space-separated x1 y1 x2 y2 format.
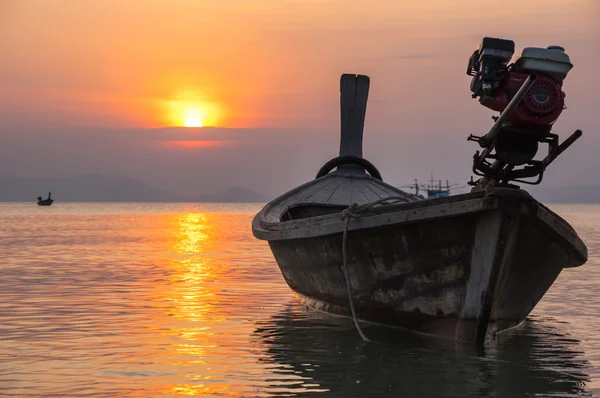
340 197 409 342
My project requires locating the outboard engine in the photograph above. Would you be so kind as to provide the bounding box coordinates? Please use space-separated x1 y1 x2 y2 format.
466 37 581 187
468 38 571 132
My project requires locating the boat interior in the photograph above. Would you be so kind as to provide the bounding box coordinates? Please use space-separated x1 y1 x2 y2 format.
281 204 347 221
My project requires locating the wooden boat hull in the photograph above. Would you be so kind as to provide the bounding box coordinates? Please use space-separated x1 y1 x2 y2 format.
256 188 586 344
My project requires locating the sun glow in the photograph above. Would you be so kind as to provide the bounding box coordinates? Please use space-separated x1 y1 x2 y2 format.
182 110 204 127
163 91 224 128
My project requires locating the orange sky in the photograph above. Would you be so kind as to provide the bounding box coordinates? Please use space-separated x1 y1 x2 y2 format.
1 0 599 195
2 0 598 130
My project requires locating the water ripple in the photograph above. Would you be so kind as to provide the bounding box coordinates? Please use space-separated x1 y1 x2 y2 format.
0 203 598 396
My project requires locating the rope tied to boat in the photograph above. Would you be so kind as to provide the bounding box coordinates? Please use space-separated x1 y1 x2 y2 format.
340 196 410 342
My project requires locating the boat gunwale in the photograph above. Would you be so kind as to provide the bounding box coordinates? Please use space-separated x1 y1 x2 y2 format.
255 189 485 233
252 194 497 240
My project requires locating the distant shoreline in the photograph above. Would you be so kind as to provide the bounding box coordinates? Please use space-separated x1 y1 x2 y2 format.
2 175 597 204
0 175 272 203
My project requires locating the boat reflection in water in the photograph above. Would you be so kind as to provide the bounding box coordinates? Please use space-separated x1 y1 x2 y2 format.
254 303 592 397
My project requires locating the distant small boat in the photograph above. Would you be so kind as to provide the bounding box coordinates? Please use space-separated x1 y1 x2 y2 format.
37 192 54 206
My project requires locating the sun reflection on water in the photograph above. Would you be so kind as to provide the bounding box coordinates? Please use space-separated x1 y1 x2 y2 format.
157 213 233 395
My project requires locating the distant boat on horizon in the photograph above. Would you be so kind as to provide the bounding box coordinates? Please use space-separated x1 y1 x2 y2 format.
37 192 54 206
400 174 467 200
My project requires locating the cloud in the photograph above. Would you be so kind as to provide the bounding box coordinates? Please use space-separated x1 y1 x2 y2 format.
161 140 233 149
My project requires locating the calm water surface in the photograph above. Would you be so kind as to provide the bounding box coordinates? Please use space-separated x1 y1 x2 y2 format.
0 203 598 397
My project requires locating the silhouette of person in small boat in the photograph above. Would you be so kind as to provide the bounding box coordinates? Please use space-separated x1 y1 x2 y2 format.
37 192 54 206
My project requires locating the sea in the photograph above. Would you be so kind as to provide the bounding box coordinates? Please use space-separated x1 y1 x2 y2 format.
0 202 598 397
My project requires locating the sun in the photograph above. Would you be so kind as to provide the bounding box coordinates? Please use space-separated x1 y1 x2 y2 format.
182 109 205 127
162 91 224 128
184 117 203 127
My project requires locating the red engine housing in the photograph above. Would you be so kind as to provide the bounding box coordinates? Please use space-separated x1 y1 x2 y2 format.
480 72 565 130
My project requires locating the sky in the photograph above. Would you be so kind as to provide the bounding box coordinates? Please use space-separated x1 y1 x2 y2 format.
1 0 599 196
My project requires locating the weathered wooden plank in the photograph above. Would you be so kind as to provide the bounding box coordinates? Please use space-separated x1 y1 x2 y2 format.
326 179 370 205
533 205 587 265
304 180 340 203
325 180 354 205
454 212 501 342
359 180 384 201
366 180 397 199
284 178 332 204
488 220 566 327
352 181 373 203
